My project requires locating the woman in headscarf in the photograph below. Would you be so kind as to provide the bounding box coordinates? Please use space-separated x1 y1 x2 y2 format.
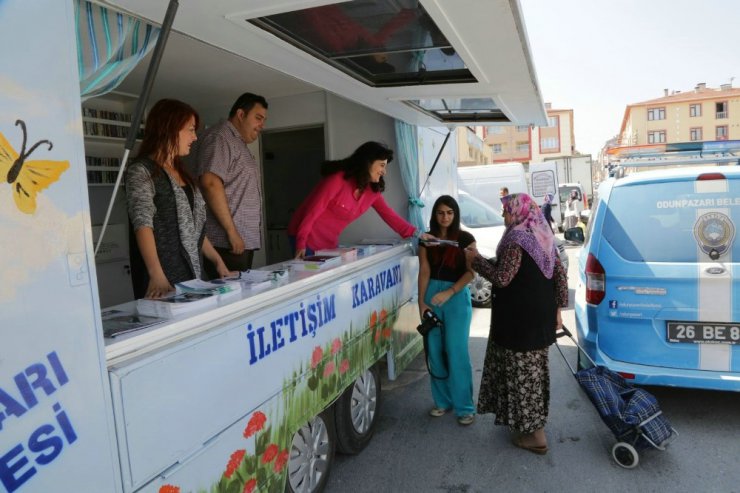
465 193 568 455
542 192 555 231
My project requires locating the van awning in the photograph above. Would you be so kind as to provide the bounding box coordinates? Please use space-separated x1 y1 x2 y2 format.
100 0 547 127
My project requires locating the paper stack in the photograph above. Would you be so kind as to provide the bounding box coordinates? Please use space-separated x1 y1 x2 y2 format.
101 309 166 338
290 254 342 271
136 292 218 319
315 247 358 261
175 278 243 297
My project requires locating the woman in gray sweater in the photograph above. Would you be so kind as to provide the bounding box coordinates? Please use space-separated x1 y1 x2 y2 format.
126 99 231 299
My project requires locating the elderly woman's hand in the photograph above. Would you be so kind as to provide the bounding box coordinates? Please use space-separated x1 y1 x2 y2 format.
464 246 479 266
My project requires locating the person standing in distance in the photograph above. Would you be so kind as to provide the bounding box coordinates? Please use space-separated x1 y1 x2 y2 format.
193 93 268 276
499 186 509 198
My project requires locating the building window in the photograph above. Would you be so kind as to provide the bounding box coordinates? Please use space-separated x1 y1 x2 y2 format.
547 116 559 127
689 104 702 117
492 143 503 154
540 137 559 150
690 127 702 141
647 130 666 144
487 126 505 135
516 141 529 153
716 125 729 140
647 107 666 121
716 101 728 119
515 125 529 133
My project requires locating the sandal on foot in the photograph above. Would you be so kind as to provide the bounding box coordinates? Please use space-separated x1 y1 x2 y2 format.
457 415 475 426
429 407 450 417
512 436 548 455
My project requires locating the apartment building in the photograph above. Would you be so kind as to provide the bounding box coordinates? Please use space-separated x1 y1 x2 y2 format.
482 103 576 163
456 126 492 167
618 82 740 146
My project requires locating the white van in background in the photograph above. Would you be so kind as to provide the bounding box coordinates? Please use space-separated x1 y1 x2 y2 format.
458 162 527 212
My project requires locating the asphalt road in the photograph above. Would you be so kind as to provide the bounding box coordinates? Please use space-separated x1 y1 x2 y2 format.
326 242 740 493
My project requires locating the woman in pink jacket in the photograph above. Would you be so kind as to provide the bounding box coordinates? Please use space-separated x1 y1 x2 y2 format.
288 141 431 258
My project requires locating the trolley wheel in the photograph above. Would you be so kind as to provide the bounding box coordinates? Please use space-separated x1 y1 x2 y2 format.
612 442 639 469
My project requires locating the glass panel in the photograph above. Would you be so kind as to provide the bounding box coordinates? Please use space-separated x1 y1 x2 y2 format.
405 97 507 122
604 179 740 262
249 0 476 87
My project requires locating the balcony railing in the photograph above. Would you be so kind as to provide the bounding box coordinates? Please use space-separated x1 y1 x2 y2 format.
716 111 728 119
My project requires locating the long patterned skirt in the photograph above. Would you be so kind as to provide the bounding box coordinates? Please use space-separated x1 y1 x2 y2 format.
477 341 550 434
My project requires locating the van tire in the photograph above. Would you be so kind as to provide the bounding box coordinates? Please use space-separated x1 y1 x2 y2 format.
286 408 336 493
334 365 381 455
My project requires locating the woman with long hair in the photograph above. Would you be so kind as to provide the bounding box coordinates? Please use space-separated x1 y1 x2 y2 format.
418 195 476 426
465 193 568 454
288 141 433 257
126 99 232 299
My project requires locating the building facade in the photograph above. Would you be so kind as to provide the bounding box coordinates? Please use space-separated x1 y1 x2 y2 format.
481 103 576 164
618 82 740 147
456 126 492 167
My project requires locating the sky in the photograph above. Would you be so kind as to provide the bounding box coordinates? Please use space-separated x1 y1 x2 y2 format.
519 0 740 158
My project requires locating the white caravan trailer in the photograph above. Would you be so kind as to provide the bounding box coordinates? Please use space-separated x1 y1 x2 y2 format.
0 1 546 492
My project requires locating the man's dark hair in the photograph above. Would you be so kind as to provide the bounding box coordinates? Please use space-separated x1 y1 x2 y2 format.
229 93 268 118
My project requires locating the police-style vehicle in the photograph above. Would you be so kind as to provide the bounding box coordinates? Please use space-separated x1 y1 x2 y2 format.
570 142 740 392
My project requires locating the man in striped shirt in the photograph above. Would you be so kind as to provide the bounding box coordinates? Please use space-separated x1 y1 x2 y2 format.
193 93 268 277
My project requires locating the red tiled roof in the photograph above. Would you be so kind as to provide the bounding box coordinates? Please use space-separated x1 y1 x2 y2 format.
631 87 740 106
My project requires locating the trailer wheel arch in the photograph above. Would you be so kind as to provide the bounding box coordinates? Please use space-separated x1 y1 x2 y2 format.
334 364 381 455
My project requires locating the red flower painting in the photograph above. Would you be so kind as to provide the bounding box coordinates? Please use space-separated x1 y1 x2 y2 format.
224 449 246 479
243 478 257 493
323 361 335 377
274 448 289 473
339 359 350 374
159 485 180 493
380 309 388 328
369 310 378 328
311 346 324 369
243 411 267 438
261 443 279 464
331 337 342 355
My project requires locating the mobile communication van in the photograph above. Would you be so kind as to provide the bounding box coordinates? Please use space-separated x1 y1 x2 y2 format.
0 1 546 492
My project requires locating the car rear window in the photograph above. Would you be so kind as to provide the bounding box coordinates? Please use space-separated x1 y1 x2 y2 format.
602 176 740 262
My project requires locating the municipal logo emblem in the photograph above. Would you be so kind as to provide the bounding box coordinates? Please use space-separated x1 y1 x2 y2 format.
693 212 735 259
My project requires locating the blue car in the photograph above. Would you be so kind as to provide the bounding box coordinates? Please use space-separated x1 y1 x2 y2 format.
572 165 740 392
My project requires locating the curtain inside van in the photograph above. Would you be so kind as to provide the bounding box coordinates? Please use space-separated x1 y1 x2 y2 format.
75 0 159 101
394 120 425 231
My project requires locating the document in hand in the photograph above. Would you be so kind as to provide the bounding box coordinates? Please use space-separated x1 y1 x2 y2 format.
136 292 218 319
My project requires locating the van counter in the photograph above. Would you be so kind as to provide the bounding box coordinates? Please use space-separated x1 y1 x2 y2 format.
101 243 422 492
104 243 418 366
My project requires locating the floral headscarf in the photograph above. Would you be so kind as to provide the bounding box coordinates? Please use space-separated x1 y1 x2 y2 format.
497 193 557 278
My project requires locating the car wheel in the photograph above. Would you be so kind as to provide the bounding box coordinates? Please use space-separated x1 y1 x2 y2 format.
287 409 336 493
469 272 492 308
334 365 381 455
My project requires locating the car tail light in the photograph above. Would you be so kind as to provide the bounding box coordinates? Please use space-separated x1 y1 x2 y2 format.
585 253 605 305
697 172 726 181
618 372 635 380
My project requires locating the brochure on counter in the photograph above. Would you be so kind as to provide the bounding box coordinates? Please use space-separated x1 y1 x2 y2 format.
136 292 218 319
101 309 166 338
175 278 242 297
289 254 342 271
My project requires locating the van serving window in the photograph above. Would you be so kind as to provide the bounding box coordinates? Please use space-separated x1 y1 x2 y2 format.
247 1 476 88
404 97 509 123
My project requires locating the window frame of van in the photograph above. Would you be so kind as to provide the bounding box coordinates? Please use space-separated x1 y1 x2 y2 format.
689 127 702 141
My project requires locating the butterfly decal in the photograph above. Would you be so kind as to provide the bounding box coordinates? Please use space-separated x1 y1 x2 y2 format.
0 119 70 214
